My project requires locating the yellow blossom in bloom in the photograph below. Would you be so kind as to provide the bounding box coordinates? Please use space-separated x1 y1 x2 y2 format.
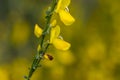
53 38 71 50
55 0 75 25
34 24 43 38
50 25 71 50
50 25 60 43
59 10 75 25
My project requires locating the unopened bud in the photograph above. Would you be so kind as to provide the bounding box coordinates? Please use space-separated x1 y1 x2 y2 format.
44 54 53 60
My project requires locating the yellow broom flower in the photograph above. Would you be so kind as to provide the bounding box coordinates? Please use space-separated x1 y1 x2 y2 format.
53 38 71 50
50 25 60 43
59 10 75 25
50 25 71 50
34 24 43 38
55 0 75 25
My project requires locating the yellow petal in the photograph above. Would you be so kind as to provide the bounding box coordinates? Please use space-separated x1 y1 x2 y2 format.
50 25 60 43
54 25 60 38
59 10 75 25
53 38 71 50
50 19 57 27
56 0 71 12
34 24 43 38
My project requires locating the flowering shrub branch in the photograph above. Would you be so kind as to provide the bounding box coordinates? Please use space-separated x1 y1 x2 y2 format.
25 0 75 80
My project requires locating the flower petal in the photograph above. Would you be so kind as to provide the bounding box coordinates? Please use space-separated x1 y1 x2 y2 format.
50 19 57 27
50 25 60 43
54 25 60 38
59 10 75 25
34 24 43 38
53 38 71 50
56 0 71 12
55 0 62 12
61 0 71 9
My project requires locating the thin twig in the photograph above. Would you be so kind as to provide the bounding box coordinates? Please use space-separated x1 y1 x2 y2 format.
24 0 58 80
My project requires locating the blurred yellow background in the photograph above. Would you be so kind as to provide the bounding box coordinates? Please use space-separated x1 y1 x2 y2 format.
0 0 120 80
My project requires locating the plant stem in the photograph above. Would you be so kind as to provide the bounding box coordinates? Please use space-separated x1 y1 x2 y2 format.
25 0 57 80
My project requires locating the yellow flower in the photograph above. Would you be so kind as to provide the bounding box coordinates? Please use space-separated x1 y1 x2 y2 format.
59 10 75 25
34 24 43 38
50 25 71 50
50 25 60 43
53 38 71 50
55 0 75 25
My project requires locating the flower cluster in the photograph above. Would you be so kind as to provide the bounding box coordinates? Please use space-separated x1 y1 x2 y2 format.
34 0 75 52
25 0 75 80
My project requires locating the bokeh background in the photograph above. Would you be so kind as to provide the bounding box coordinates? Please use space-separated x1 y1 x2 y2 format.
0 0 120 80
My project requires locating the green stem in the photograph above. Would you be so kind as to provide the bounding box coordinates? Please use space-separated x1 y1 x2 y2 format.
25 0 57 80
